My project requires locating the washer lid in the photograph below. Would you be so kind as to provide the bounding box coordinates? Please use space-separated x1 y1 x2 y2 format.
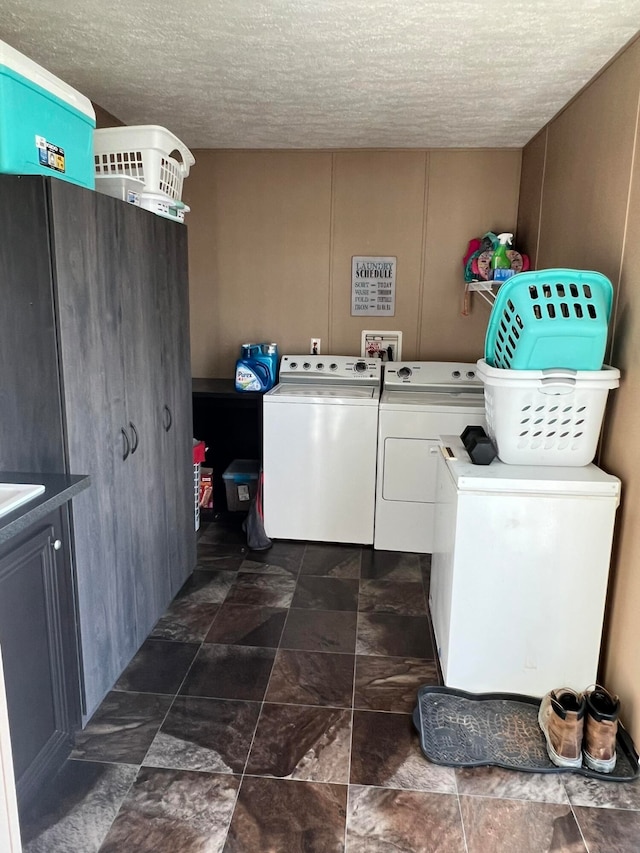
266 383 379 404
380 389 485 412
439 436 621 497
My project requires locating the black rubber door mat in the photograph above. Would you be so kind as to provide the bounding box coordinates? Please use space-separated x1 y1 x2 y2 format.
414 685 639 782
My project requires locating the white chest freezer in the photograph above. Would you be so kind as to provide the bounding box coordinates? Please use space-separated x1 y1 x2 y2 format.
430 436 620 697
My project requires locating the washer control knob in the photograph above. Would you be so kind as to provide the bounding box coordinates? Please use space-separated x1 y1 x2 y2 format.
452 370 461 378
466 370 476 379
354 361 367 373
303 362 311 370
397 366 412 379
289 361 298 370
316 363 324 370
329 363 338 371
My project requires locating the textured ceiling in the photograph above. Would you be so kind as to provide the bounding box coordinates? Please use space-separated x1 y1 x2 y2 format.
1 1 639 149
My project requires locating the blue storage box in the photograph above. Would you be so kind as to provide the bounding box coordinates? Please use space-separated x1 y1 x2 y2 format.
0 40 95 188
223 459 259 511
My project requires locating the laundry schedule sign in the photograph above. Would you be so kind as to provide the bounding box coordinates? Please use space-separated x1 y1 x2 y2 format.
351 256 396 316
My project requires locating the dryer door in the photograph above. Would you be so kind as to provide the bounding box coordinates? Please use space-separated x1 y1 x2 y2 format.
382 437 440 502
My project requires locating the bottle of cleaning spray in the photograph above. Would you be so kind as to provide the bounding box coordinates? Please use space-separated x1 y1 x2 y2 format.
491 233 514 283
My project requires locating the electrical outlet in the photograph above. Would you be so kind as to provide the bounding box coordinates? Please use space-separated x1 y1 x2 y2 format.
310 338 321 355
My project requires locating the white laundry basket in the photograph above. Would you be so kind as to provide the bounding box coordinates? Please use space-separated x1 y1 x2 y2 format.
94 125 194 201
476 359 620 466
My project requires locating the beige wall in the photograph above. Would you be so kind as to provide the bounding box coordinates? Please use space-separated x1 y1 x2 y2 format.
517 36 640 739
184 148 521 377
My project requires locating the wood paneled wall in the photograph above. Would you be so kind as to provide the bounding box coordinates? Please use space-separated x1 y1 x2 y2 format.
183 148 521 378
517 36 640 740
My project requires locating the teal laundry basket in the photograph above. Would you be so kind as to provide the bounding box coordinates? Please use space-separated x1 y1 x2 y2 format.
485 269 613 370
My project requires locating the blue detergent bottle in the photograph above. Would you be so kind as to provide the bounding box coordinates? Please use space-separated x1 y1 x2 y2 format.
255 343 278 388
235 343 278 392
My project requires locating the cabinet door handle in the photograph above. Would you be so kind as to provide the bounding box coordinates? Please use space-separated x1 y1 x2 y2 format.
163 405 173 432
121 427 130 461
130 421 139 454
52 539 62 551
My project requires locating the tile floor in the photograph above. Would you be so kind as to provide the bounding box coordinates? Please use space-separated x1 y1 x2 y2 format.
19 520 640 852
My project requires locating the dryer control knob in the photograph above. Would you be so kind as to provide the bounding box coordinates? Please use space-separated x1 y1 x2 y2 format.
289 362 298 369
452 370 461 378
303 362 311 369
397 366 412 379
354 361 367 373
316 363 324 370
329 363 338 371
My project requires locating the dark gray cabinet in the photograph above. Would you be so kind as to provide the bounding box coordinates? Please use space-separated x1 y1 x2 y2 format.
0 175 196 721
0 507 80 813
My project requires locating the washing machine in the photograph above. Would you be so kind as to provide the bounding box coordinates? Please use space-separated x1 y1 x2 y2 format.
374 361 485 553
263 354 381 544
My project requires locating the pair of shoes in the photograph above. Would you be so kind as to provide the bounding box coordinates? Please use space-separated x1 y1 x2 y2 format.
538 685 620 773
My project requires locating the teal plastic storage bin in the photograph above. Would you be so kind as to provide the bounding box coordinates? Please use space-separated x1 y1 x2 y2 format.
0 41 95 189
485 269 613 370
223 460 259 511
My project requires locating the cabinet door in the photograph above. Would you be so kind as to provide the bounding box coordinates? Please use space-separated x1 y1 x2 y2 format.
49 182 136 719
0 507 80 813
155 218 196 595
117 203 170 643
0 177 65 472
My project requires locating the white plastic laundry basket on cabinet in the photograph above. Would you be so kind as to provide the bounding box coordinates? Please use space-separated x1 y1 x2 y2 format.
94 125 194 201
476 359 620 466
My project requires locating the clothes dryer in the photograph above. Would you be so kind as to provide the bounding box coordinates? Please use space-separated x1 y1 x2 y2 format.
374 362 485 553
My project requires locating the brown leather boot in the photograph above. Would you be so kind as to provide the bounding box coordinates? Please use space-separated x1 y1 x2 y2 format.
538 688 585 769
583 685 620 774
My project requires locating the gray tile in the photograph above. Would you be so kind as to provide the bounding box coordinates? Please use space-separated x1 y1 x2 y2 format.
300 544 361 578
292 576 358 611
460 795 586 853
198 522 247 547
242 541 306 575
21 761 137 853
205 603 287 647
563 774 640 810
361 551 422 581
175 569 237 604
98 767 240 853
151 599 220 643
246 703 351 783
113 639 199 695
223 776 347 852
455 766 569 804
350 710 456 793
358 579 427 615
179 643 276 701
224 572 296 608
354 655 439 713
356 612 433 658
346 785 466 852
573 804 640 852
265 648 355 707
143 696 261 774
280 609 357 653
197 542 248 562
71 691 173 764
197 553 246 571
